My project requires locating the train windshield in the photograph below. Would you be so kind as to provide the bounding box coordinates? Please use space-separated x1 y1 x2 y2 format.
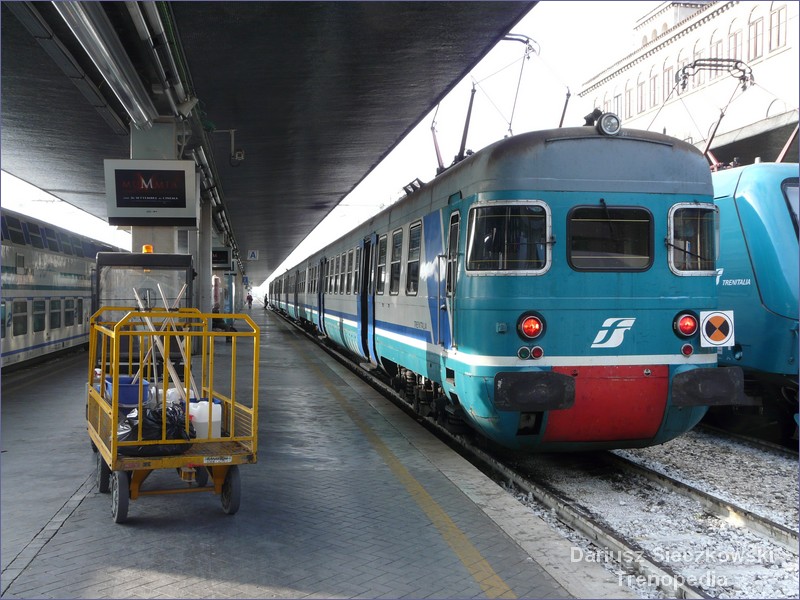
784 179 799 237
466 203 548 272
667 203 718 274
568 205 653 271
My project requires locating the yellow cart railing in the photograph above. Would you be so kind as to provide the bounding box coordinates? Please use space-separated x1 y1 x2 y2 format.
86 306 259 523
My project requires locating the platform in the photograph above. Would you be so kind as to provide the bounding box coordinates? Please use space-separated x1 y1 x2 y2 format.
1 308 633 599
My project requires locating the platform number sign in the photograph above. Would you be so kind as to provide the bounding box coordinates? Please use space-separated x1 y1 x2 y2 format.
699 310 735 347
247 250 259 261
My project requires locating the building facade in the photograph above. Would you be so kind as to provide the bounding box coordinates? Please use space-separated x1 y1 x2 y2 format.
579 1 798 165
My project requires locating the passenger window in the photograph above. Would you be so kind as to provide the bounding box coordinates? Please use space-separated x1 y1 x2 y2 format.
568 205 652 271
5 216 26 245
354 247 361 293
12 300 28 336
406 221 421 295
33 300 46 332
346 250 354 294
390 229 403 295
65 299 76 327
339 253 346 294
668 204 717 274
50 299 62 330
27 223 45 249
467 203 549 271
44 228 59 252
334 255 341 294
376 235 387 295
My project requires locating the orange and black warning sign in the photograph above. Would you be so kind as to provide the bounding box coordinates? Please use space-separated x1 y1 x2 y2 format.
699 310 735 347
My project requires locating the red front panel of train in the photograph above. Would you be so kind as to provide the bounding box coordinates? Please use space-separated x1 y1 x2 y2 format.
542 365 668 442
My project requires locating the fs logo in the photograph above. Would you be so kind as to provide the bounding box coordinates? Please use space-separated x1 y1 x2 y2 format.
591 317 636 348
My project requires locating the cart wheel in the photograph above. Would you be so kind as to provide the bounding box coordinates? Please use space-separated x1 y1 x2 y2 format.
195 466 209 488
97 453 111 493
111 471 129 523
221 465 240 515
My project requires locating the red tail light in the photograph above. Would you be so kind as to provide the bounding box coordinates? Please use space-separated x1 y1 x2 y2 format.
518 313 544 339
675 313 698 337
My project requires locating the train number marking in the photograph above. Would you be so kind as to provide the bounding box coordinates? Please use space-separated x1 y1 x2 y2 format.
591 318 636 348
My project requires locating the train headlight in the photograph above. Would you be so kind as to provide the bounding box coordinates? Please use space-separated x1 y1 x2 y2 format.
596 112 621 136
674 312 698 337
517 312 545 340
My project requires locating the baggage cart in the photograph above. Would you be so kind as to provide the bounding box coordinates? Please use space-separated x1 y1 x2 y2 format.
87 306 259 523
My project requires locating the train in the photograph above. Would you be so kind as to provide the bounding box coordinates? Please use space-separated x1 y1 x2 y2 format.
706 162 799 442
0 207 124 369
269 114 750 452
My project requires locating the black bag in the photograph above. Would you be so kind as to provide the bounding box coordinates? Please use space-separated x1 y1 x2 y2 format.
117 405 196 456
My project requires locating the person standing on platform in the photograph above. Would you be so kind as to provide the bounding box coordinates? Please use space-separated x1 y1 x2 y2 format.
246 293 253 310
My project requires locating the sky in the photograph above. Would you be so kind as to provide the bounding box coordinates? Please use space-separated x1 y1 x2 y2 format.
0 1 661 290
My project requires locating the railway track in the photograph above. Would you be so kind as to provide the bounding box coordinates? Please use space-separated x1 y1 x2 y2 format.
276 310 799 599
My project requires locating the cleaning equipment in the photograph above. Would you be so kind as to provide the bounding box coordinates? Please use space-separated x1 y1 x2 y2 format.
189 399 221 438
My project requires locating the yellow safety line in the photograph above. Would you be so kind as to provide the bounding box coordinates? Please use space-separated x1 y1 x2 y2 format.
299 350 516 599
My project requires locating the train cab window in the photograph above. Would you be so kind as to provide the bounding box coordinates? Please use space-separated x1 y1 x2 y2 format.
668 204 717 274
345 250 354 294
33 300 46 333
406 221 421 295
64 299 75 327
467 203 549 272
568 205 652 271
50 299 62 330
390 229 403 295
12 300 28 336
784 178 799 236
376 235 387 295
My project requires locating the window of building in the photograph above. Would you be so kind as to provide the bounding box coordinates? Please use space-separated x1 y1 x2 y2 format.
662 65 674 102
668 204 717 273
769 5 787 51
389 229 403 295
624 86 632 119
693 44 706 87
649 71 659 108
637 79 646 114
568 205 653 271
406 221 421 295
13 300 28 336
466 203 549 272
728 28 743 60
376 235 387 295
748 16 764 60
33 300 46 332
709 37 723 79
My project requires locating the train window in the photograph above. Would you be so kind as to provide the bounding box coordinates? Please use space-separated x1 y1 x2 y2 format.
446 212 460 295
12 300 28 336
44 228 59 252
76 298 84 325
406 221 422 295
58 232 73 255
27 223 45 249
390 229 403 295
354 247 361 293
71 236 85 257
5 215 26 245
65 299 75 327
346 250 354 294
376 235 387 295
467 204 549 272
50 299 62 329
33 300 46 332
339 253 346 294
784 179 799 237
0 301 5 339
568 205 652 271
668 204 717 273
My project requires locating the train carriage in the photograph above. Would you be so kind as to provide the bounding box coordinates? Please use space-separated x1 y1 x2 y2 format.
272 116 750 451
1 208 123 368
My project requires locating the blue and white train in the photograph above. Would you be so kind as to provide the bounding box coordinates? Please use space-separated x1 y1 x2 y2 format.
270 115 749 451
1 208 123 368
711 162 799 440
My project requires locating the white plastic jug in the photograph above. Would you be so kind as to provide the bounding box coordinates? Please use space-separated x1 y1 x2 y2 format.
189 400 221 438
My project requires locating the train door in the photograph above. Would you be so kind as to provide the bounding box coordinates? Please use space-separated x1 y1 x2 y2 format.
443 211 460 349
293 269 300 317
357 235 376 362
317 257 327 336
